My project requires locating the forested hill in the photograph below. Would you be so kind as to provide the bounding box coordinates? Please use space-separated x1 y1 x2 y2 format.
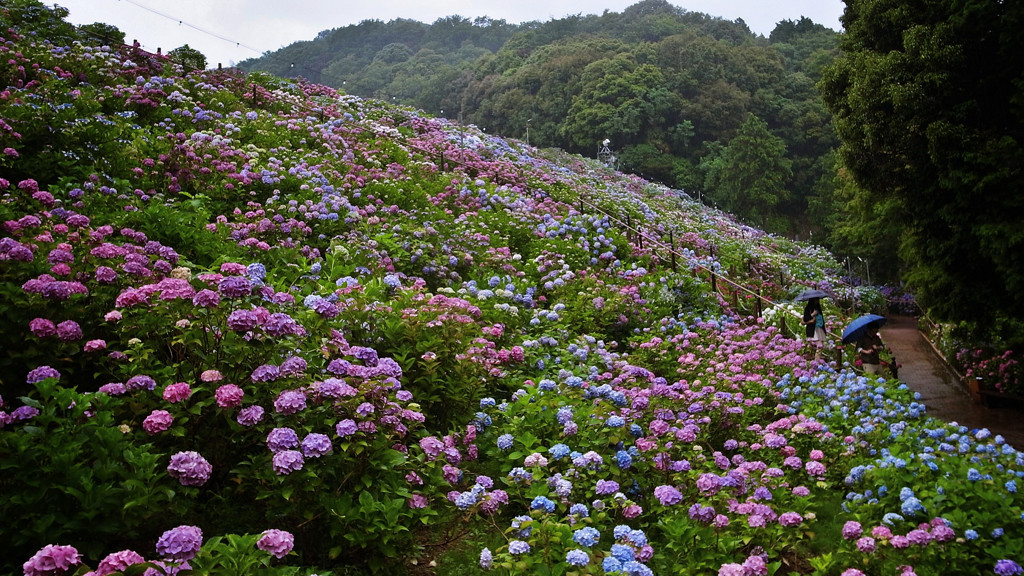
238 0 840 237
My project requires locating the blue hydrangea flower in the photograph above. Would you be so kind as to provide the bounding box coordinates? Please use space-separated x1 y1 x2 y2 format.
603 557 623 573
508 540 530 555
882 513 904 525
900 496 925 516
573 526 600 547
497 434 514 450
531 495 555 513
615 450 632 469
549 443 571 459
610 543 635 562
566 549 589 567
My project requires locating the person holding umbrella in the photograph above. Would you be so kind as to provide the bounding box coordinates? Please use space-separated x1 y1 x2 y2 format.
841 314 888 376
857 325 884 375
800 296 827 358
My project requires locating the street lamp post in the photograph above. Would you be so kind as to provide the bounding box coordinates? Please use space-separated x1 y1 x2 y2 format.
857 257 871 286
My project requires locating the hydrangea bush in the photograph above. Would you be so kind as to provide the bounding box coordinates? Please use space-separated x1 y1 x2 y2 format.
1 8 1022 576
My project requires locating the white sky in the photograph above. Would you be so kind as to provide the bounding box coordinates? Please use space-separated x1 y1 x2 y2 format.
56 0 845 68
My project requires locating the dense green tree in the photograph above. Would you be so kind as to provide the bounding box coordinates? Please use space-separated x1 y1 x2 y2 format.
77 22 125 46
0 0 78 42
168 44 207 73
702 114 792 229
819 0 1024 326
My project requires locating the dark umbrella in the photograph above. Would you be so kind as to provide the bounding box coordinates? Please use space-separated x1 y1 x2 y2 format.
794 289 830 302
842 314 887 344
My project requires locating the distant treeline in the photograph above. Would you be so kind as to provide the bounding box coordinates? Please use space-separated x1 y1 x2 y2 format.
239 0 841 239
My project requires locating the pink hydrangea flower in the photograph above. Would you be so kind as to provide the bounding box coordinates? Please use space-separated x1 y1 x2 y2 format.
94 550 146 576
163 382 191 403
256 529 294 559
214 384 244 408
23 544 81 576
83 339 107 352
143 410 173 435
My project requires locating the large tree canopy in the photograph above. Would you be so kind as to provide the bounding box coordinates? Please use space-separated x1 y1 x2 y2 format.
819 0 1024 327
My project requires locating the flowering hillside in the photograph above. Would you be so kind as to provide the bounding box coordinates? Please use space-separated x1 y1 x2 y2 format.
1 19 1022 576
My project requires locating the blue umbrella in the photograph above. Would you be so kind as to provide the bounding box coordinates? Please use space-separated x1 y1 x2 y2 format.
794 289 830 302
842 314 887 344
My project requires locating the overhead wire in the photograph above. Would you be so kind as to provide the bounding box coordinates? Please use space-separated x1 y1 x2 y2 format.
72 0 266 61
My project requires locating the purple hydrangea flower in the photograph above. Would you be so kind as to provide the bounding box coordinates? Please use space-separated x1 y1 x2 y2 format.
301 433 333 457
272 450 304 475
167 451 212 487
273 390 306 414
192 289 220 308
279 355 307 377
263 313 300 337
779 512 804 527
98 382 127 396
155 525 203 561
11 405 39 421
126 375 157 391
218 276 253 298
654 485 682 506
95 266 118 283
266 428 299 452
237 405 264 426
227 309 259 333
251 364 281 383
26 365 60 384
336 419 357 437
995 560 1024 576
29 318 56 338
842 521 863 540
56 320 82 342
257 529 294 559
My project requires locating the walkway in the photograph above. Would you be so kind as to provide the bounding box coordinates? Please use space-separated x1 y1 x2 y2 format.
880 315 1024 448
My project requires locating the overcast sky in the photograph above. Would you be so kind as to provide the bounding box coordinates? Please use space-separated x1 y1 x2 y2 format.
57 0 845 68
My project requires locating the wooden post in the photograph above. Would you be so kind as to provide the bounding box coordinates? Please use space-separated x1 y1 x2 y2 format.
756 288 762 318
669 231 677 272
711 271 717 294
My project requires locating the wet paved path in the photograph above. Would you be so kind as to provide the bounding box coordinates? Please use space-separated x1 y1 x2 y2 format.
880 315 1024 448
